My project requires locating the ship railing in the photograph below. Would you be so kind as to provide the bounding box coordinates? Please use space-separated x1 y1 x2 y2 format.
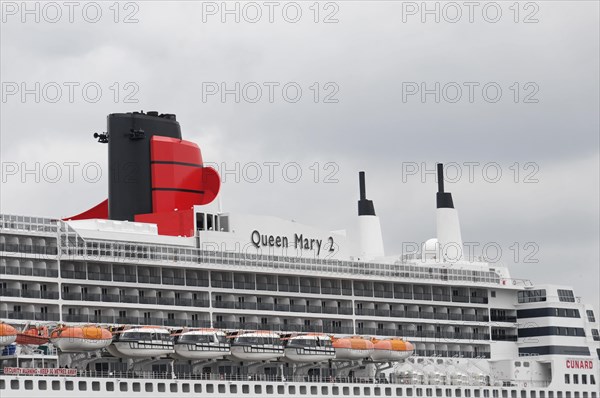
0 213 506 288
0 266 59 278
0 289 60 300
0 310 60 321
0 368 474 384
0 369 521 387
184 278 210 287
320 287 342 295
356 329 491 341
59 237 505 286
0 243 58 256
0 214 58 234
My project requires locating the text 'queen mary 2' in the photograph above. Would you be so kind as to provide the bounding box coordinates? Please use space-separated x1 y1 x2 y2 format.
0 111 598 397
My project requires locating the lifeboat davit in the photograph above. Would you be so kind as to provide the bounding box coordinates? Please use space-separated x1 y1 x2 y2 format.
284 334 336 363
107 327 174 358
16 326 49 346
0 323 17 347
369 338 414 361
230 331 284 361
171 329 230 360
50 326 112 352
332 337 374 360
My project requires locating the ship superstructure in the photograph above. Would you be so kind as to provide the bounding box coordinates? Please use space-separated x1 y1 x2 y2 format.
0 112 598 397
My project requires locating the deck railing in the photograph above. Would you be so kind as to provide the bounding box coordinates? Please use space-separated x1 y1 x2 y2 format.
1 213 509 286
0 369 526 388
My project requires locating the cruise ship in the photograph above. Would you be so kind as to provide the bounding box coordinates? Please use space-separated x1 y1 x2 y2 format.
1 111 598 397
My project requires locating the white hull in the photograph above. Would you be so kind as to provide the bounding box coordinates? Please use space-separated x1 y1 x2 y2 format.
51 338 112 352
2 374 597 398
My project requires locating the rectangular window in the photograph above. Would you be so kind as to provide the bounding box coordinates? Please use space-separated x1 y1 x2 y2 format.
587 310 597 323
517 289 546 303
196 213 205 231
557 289 575 302
565 374 570 384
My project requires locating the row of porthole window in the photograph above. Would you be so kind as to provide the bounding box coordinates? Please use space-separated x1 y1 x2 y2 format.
1 380 598 398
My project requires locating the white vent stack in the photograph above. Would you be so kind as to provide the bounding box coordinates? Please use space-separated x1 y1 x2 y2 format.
357 171 385 259
436 163 464 262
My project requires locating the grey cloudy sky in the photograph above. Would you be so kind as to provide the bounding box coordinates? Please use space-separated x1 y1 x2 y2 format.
1 1 598 308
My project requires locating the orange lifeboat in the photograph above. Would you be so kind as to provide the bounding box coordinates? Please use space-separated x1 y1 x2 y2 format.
369 338 414 361
50 326 113 352
16 326 49 346
332 337 374 360
0 323 18 347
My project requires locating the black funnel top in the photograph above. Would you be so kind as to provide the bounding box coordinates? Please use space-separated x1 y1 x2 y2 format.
107 111 182 221
436 163 454 209
358 171 376 216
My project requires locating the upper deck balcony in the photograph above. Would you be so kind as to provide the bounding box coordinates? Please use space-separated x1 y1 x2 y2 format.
60 238 503 287
0 215 58 236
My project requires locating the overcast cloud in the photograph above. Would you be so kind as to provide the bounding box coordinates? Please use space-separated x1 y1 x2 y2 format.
1 1 598 309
